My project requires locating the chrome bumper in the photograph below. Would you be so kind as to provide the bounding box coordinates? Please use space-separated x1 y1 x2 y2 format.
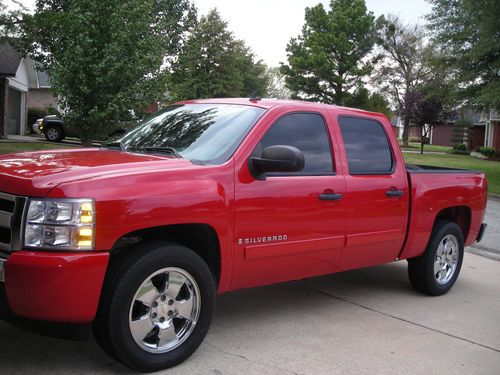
0 258 5 282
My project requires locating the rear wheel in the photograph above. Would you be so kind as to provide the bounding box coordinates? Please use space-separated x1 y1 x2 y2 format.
408 220 464 296
44 125 64 142
93 242 215 371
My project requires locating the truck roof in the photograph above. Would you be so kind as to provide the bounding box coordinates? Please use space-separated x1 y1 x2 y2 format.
178 98 387 119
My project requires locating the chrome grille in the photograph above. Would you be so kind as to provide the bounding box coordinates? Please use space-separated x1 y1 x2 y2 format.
0 192 26 252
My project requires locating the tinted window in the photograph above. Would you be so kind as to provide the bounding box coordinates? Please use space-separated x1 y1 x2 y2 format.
121 104 265 164
254 113 333 174
339 117 393 174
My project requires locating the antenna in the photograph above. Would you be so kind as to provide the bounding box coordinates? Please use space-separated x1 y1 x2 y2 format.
249 92 262 102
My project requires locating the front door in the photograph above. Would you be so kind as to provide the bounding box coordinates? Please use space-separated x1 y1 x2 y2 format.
232 111 346 290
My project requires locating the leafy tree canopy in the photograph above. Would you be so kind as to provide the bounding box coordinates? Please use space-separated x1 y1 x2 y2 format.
374 15 435 145
13 0 196 145
426 0 500 110
343 87 392 118
281 0 378 105
168 9 268 102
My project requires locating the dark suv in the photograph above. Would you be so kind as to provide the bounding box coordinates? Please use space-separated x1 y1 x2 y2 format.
39 115 128 142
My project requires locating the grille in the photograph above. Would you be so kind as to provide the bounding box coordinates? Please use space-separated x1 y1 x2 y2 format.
0 192 26 252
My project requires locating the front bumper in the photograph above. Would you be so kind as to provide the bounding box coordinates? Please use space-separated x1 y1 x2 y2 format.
0 251 108 324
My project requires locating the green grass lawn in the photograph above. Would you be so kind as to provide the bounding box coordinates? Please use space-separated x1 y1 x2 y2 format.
0 142 75 154
400 142 452 153
403 152 500 194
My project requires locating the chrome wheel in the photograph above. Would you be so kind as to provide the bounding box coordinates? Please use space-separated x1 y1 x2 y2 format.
129 267 201 354
433 234 459 285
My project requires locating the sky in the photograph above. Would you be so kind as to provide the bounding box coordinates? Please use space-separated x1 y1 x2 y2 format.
8 0 432 66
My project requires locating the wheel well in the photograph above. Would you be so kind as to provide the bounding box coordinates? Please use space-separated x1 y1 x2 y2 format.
434 206 471 240
109 224 221 285
45 122 64 134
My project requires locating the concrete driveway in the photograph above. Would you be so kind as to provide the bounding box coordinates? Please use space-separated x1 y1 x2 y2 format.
0 251 499 374
471 198 500 259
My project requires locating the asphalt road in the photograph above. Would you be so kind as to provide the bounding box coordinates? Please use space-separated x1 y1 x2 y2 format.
0 251 499 374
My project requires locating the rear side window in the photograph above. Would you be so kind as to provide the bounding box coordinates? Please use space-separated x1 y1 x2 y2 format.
338 117 393 175
254 113 333 174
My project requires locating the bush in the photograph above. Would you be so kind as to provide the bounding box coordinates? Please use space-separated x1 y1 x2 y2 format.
479 147 496 158
451 150 470 155
453 143 466 151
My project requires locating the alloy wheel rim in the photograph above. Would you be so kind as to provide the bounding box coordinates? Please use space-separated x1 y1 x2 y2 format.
128 267 201 353
433 234 459 285
47 128 59 140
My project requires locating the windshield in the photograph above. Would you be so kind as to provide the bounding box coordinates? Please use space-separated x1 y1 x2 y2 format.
120 104 266 164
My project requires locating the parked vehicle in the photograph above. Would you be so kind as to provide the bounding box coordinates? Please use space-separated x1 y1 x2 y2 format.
38 115 127 142
0 99 488 372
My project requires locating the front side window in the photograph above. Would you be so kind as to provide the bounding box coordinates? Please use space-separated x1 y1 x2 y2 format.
253 113 334 174
121 104 266 164
338 117 394 174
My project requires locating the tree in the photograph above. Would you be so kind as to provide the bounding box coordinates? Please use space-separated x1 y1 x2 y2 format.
169 9 268 101
280 0 378 105
402 83 448 154
265 67 291 99
343 86 392 117
450 118 473 148
374 15 433 146
426 0 500 110
17 0 196 145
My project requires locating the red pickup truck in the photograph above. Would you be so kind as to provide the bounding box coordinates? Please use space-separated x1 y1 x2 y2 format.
0 99 488 371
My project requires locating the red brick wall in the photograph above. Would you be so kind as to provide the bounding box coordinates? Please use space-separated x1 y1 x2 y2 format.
469 126 485 150
431 124 454 147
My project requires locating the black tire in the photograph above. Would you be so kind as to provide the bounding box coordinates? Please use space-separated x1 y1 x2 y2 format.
408 220 464 296
93 242 216 372
44 125 64 142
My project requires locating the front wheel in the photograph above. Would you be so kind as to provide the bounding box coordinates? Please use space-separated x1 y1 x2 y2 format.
407 220 464 296
44 125 64 142
93 242 216 371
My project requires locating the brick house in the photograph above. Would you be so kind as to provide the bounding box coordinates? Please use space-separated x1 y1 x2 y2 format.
428 111 500 150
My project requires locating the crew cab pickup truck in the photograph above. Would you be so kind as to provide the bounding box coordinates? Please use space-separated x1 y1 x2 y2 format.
0 99 488 371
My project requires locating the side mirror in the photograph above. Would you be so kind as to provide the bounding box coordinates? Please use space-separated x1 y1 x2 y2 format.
249 145 305 179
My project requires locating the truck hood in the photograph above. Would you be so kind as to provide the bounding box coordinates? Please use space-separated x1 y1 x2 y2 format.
0 148 194 197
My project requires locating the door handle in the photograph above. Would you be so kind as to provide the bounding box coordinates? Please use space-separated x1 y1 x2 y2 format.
319 193 343 201
386 189 404 197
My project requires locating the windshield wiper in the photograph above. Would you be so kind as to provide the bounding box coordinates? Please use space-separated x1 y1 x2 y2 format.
127 146 183 158
102 141 123 151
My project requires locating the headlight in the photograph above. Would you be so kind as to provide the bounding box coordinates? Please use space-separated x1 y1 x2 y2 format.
24 199 95 250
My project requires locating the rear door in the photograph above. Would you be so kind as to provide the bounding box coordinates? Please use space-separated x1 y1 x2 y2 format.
232 111 346 290
337 116 409 270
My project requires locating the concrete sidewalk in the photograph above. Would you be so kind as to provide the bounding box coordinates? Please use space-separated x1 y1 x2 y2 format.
0 252 498 374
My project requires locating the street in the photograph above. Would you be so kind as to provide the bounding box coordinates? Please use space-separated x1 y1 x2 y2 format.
0 250 499 374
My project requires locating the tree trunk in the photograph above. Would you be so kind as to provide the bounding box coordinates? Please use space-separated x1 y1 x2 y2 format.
80 128 93 147
402 116 410 146
420 134 424 155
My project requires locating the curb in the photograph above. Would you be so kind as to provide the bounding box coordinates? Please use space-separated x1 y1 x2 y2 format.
488 193 500 202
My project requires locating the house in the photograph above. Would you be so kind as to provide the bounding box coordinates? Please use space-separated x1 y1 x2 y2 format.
0 42 28 137
0 42 58 138
429 110 500 150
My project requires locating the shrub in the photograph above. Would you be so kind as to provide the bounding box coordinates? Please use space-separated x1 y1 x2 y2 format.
453 143 466 151
479 147 496 158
